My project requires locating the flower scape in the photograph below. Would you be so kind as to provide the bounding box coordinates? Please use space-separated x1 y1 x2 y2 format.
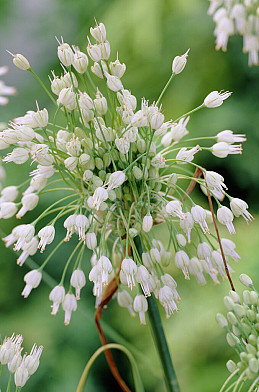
216 274 259 391
208 0 259 66
0 21 254 328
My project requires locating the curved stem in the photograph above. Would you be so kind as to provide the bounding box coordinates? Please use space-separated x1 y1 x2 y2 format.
134 236 180 392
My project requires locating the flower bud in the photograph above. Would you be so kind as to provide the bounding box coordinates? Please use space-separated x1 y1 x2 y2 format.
64 156 78 171
57 42 73 66
72 50 88 73
105 72 123 92
15 363 29 387
239 273 253 287
226 360 237 373
87 41 102 62
11 53 30 70
0 202 18 219
142 214 153 233
85 232 97 250
110 58 126 78
90 22 106 42
172 49 189 74
32 108 48 128
216 313 228 328
99 41 110 60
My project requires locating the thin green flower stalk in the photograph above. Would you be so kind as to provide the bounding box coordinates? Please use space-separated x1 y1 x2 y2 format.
208 0 259 66
0 333 43 391
0 20 253 331
217 274 259 392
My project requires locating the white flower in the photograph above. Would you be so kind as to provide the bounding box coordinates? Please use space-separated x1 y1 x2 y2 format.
151 153 165 168
38 225 55 252
150 111 164 130
57 41 74 67
106 171 126 190
170 117 189 142
70 270 86 299
133 295 148 325
161 274 180 301
142 214 153 232
204 90 231 108
87 40 102 62
3 147 29 164
136 265 151 297
99 41 110 60
85 232 97 250
191 205 209 233
176 145 200 164
175 250 190 279
90 22 106 42
0 202 17 219
166 200 185 219
180 212 194 243
49 285 65 315
172 49 189 74
24 344 43 376
115 137 130 154
97 256 112 285
221 238 240 262
212 142 242 158
176 233 187 247
17 237 38 267
30 164 55 179
216 130 246 144
14 224 35 251
110 57 126 78
78 92 93 110
89 265 103 297
159 286 178 318
91 187 108 210
22 270 42 298
239 274 253 287
16 193 39 219
189 257 206 285
14 359 29 387
75 214 89 240
94 91 107 115
217 206 235 234
57 87 77 109
205 170 227 193
230 198 254 223
105 72 123 92
117 290 135 316
72 49 88 73
62 293 77 325
31 108 48 128
120 258 137 290
64 156 78 171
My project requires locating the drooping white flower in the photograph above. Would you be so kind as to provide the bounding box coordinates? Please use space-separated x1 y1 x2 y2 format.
49 285 65 315
62 293 77 325
120 258 137 290
179 212 194 243
191 205 209 233
175 250 190 279
230 198 254 223
75 215 89 240
159 286 178 318
85 232 97 250
221 238 240 262
205 170 227 193
97 256 112 286
176 145 200 164
166 200 185 219
117 290 135 316
38 225 55 252
136 265 151 297
142 214 153 233
0 202 17 219
17 237 38 266
217 206 235 234
106 171 126 190
133 295 148 325
16 193 39 219
22 270 42 298
70 270 86 299
91 187 108 210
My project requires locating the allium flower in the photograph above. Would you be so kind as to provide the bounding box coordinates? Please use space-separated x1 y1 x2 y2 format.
208 0 259 66
0 20 252 328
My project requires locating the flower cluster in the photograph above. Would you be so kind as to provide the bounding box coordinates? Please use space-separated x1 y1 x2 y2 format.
0 333 43 389
216 274 259 391
0 66 16 106
208 0 259 66
0 21 253 326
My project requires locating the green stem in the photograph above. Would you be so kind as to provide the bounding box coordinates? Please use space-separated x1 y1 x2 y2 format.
133 236 180 392
173 103 205 122
6 374 12 392
29 69 57 106
156 73 175 106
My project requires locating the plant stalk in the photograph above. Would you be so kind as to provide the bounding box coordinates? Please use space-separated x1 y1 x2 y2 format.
134 236 180 392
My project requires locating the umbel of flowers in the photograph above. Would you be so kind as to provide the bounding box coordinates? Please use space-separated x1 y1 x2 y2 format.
208 0 259 66
0 21 253 326
216 274 259 391
0 333 43 390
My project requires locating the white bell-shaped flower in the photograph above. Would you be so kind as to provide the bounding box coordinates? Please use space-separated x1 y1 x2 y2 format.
22 269 42 298
159 286 178 318
49 285 65 315
62 293 77 325
133 294 148 325
217 206 235 234
38 225 55 252
70 269 86 299
120 258 137 290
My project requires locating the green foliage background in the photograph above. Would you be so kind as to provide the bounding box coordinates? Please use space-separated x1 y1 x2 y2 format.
0 0 258 391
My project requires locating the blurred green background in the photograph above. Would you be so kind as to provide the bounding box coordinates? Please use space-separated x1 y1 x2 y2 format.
0 0 259 391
